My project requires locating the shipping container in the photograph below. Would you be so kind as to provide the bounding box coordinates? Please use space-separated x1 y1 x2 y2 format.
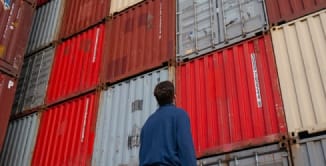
102 0 175 83
26 0 64 54
46 24 104 104
0 0 34 77
291 134 326 166
93 67 169 166
59 0 110 39
0 113 40 166
197 144 290 165
109 0 145 15
12 47 55 114
265 0 326 26
176 34 287 157
271 9 326 136
32 92 99 166
0 72 18 151
176 0 268 61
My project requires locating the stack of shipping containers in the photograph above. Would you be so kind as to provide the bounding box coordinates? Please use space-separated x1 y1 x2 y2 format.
0 0 35 152
0 0 325 165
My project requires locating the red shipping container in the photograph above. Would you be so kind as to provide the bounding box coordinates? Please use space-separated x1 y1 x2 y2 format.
46 24 104 104
32 92 99 166
59 0 110 39
265 0 326 26
36 0 49 6
176 34 287 157
102 0 175 83
0 0 34 77
0 72 17 151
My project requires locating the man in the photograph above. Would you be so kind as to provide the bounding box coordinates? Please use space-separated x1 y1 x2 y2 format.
139 81 197 166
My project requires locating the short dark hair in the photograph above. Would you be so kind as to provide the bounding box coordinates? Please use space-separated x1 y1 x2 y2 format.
154 81 174 106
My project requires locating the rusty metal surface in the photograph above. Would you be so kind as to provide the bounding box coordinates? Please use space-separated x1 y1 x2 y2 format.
102 0 175 84
0 72 18 151
0 0 35 77
59 0 110 39
265 0 326 26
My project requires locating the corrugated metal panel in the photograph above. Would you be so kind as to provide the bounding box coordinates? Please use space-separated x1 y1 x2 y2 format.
177 0 268 60
109 0 145 15
0 72 17 151
0 0 34 76
32 92 99 166
37 0 49 6
46 24 104 104
271 9 326 136
26 0 64 54
198 144 290 165
291 135 326 166
59 0 110 39
92 67 169 166
12 47 55 114
0 113 40 166
176 35 287 157
102 0 175 84
265 0 326 26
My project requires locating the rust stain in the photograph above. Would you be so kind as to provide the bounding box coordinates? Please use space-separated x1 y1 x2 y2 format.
0 45 5 58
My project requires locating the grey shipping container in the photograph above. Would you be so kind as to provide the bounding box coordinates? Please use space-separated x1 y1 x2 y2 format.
26 0 64 54
177 0 268 61
0 113 40 166
12 47 55 114
291 135 326 166
197 144 290 166
92 67 170 166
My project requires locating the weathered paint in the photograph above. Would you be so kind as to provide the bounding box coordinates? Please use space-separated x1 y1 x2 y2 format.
102 0 175 83
0 0 34 76
59 0 110 39
177 0 268 60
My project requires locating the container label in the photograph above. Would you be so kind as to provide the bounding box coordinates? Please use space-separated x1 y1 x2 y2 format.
8 80 14 89
127 124 140 149
1 0 10 10
81 98 89 142
251 53 262 108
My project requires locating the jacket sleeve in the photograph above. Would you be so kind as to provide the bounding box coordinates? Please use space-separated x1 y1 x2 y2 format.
176 111 197 166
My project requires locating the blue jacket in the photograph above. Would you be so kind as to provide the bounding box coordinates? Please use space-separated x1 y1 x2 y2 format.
139 104 196 166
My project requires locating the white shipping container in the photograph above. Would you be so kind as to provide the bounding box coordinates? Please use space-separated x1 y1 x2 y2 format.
92 67 169 166
271 9 326 136
0 113 40 166
291 135 326 166
26 0 64 54
109 0 145 15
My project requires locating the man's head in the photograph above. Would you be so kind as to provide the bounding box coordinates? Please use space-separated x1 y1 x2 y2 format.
154 81 175 106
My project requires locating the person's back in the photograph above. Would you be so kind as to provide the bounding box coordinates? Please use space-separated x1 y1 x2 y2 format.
139 81 196 166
